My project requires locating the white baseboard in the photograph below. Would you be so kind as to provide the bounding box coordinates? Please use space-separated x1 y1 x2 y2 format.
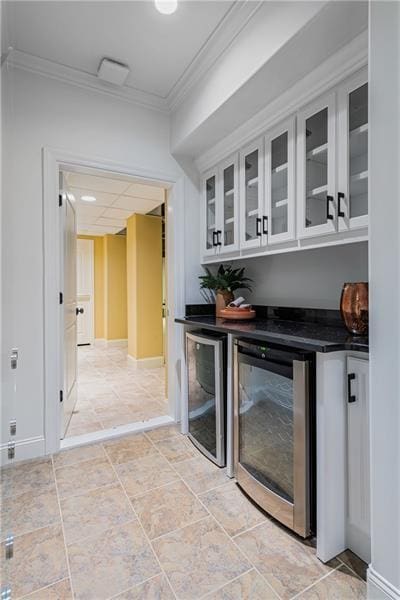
94 338 106 346
1 436 46 466
368 567 400 600
106 338 128 347
127 354 164 369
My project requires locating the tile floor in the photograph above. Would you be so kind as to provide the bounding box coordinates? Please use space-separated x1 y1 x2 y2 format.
66 344 167 437
1 425 367 600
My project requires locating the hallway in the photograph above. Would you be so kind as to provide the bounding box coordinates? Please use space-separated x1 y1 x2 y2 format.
66 344 167 438
1 426 367 599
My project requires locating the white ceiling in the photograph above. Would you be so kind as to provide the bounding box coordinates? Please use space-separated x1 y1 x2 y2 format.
3 0 234 99
63 171 164 235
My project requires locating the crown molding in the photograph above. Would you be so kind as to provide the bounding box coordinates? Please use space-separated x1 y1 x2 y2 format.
166 0 264 111
195 30 368 173
5 50 169 113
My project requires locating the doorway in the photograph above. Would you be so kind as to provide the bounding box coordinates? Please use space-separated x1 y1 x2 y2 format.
54 162 176 446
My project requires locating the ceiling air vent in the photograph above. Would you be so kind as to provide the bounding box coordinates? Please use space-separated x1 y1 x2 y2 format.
97 58 130 86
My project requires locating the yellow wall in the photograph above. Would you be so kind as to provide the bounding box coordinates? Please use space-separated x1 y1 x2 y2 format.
104 234 127 340
127 214 163 359
77 235 105 338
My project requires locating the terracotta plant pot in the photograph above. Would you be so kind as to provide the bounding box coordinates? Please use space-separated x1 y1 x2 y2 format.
215 290 234 317
340 282 369 335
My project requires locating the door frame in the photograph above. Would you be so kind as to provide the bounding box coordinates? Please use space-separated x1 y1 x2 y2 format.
43 147 185 455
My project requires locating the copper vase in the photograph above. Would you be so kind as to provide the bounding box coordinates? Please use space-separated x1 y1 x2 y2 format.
215 290 234 317
340 282 369 335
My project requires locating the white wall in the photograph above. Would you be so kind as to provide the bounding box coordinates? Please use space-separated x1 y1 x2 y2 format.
1 65 182 458
368 2 400 598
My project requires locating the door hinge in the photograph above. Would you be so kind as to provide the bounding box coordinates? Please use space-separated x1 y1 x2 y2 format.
7 442 15 460
59 390 63 403
5 535 14 560
59 194 62 207
59 292 63 305
1 585 12 600
9 420 16 436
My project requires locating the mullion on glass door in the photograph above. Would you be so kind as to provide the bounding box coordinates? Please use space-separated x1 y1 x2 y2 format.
219 154 239 254
240 139 264 250
297 93 337 239
202 170 218 257
265 117 296 245
338 70 368 232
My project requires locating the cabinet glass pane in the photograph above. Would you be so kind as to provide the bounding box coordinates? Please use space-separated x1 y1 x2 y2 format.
244 150 259 242
187 338 217 459
223 164 235 247
206 175 216 250
239 362 294 502
349 83 368 219
305 108 328 228
271 132 288 236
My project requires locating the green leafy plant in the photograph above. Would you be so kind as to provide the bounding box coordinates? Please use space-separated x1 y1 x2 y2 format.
199 264 253 296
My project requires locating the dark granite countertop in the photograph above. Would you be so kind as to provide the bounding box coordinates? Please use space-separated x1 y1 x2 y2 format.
175 308 369 354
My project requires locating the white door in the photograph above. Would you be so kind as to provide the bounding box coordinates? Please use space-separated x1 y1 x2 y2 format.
76 238 94 345
201 170 219 258
219 154 239 254
62 192 78 438
297 93 337 238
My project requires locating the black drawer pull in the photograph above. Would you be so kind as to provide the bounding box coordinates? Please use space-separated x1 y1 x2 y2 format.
348 373 356 403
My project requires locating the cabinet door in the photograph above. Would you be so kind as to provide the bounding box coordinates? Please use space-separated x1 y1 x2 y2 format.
297 93 337 238
219 154 239 254
201 170 218 257
240 139 264 250
338 71 368 231
347 356 371 563
265 117 296 245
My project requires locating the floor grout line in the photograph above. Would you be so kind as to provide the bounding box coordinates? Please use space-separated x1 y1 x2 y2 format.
289 562 344 599
18 577 71 600
198 567 256 599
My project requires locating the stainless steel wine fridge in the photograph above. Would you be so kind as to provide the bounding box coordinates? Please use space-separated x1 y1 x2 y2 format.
234 338 315 537
186 331 226 467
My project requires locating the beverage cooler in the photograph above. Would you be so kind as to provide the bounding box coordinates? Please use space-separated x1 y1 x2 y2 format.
186 331 226 467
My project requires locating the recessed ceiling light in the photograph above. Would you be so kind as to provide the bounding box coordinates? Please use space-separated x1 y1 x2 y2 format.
155 0 178 15
81 195 97 203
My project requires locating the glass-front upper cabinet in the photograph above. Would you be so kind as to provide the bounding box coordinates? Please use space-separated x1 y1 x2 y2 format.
297 93 337 238
265 118 296 245
202 169 218 257
239 139 264 250
338 70 368 231
219 154 239 254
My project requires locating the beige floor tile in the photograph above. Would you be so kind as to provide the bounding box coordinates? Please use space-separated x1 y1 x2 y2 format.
66 418 103 437
297 565 367 599
116 453 179 497
144 424 181 442
1 525 68 598
22 578 73 599
1 458 54 499
113 574 175 599
174 456 229 494
55 457 117 499
152 516 251 599
235 520 337 600
154 436 197 464
132 480 208 540
68 520 161 600
53 443 105 468
1 487 60 540
205 569 278 599
338 549 368 581
199 482 266 537
60 483 135 545
104 433 158 465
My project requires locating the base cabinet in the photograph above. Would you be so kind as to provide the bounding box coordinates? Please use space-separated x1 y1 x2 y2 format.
347 356 370 563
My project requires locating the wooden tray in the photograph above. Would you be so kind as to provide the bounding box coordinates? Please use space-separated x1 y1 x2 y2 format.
219 308 256 320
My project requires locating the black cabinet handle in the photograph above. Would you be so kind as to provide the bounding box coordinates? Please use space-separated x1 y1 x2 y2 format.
212 231 217 247
217 230 222 246
338 192 345 218
347 373 356 403
263 216 268 235
326 195 334 221
256 218 262 237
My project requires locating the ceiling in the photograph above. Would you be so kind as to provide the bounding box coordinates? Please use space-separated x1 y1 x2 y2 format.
63 171 164 235
3 0 234 100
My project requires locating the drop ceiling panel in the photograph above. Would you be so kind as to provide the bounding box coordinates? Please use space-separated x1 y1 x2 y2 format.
74 204 106 218
113 196 160 213
7 1 234 98
95 217 126 228
102 207 133 220
67 173 130 194
69 187 118 208
123 182 165 202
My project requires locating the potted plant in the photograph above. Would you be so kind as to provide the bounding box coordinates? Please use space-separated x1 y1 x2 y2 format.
199 264 253 317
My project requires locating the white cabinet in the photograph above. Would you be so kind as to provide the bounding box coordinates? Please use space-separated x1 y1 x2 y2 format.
239 138 264 250
201 169 219 258
338 70 368 232
265 117 296 245
346 356 371 563
297 93 337 239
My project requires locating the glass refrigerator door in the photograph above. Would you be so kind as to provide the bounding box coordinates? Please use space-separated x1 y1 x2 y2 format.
186 334 224 465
